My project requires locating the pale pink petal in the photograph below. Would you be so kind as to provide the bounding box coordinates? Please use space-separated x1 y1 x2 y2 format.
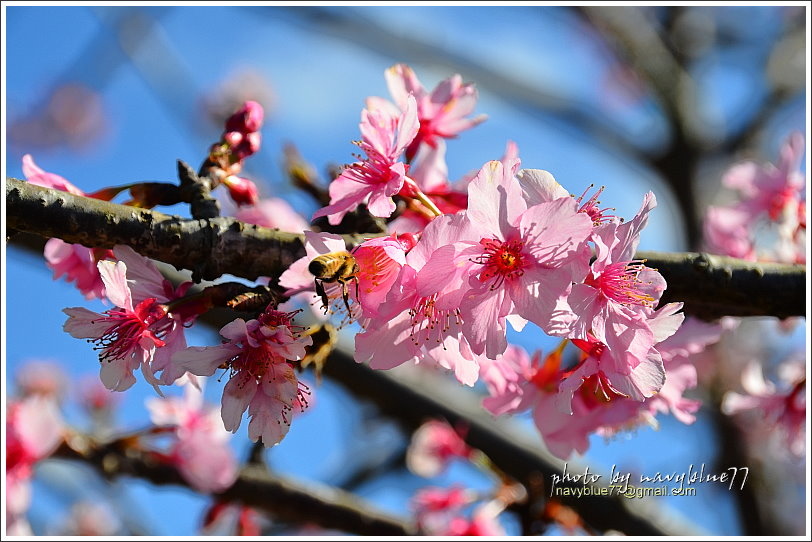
517 168 569 206
466 160 527 237
364 95 402 117
62 307 110 338
22 154 84 195
367 184 399 217
97 260 133 310
113 244 170 303
385 63 425 111
410 139 449 193
647 302 685 343
173 344 241 377
460 287 507 358
606 352 665 401
518 198 593 265
99 358 138 392
219 318 250 342
247 376 298 447
355 312 418 370
614 192 657 261
512 269 575 337
313 171 374 222
16 396 64 458
394 95 420 156
221 372 258 433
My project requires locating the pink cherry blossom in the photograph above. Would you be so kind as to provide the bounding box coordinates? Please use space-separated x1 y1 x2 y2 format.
146 380 238 492
703 132 806 263
6 395 64 534
567 192 667 373
354 213 482 386
723 132 805 222
422 159 593 358
411 486 475 535
112 244 197 386
558 302 684 412
377 64 487 161
351 233 416 319
703 204 757 260
63 260 170 392
63 245 197 392
480 344 650 459
312 95 419 225
722 360 806 457
172 307 312 447
406 420 472 477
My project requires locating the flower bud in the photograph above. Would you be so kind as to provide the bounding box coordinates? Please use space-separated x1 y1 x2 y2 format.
223 175 259 206
224 101 264 134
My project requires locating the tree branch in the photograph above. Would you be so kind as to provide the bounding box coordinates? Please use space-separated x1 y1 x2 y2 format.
53 434 414 536
315 348 708 536
638 251 805 320
5 178 362 283
6 178 805 319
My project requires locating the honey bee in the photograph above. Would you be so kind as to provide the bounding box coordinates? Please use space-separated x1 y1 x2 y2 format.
308 251 360 315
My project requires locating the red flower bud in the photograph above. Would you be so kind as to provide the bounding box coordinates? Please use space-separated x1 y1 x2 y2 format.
223 175 259 207
224 101 264 134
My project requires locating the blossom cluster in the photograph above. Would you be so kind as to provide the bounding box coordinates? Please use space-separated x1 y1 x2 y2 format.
27 63 802 475
272 64 711 458
704 132 806 264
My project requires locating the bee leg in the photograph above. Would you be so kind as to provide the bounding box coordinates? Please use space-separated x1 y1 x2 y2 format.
314 279 329 314
338 278 352 315
353 275 360 300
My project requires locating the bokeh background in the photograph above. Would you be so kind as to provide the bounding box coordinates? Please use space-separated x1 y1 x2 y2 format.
3 4 808 536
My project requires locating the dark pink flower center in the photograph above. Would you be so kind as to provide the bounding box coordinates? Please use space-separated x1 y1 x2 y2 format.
529 349 564 392
579 372 628 407
90 298 167 362
586 261 654 307
768 186 797 221
354 245 400 293
473 238 527 290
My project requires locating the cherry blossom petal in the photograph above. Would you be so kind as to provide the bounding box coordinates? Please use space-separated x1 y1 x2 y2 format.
517 168 569 206
221 372 258 432
97 260 133 310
